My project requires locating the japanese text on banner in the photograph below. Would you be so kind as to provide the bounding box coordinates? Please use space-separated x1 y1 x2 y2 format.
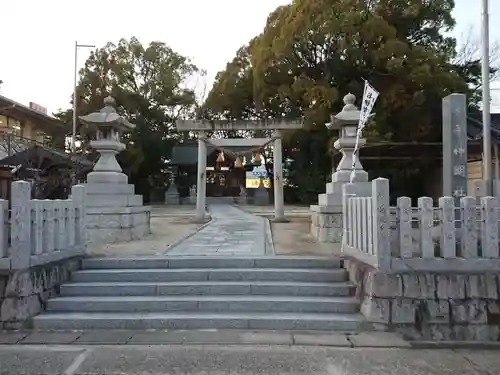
350 80 379 183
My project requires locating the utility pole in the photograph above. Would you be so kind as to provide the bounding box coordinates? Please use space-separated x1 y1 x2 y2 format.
481 0 493 194
72 41 95 155
72 41 95 185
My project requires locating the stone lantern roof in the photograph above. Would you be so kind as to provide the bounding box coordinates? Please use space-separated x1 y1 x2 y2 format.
326 93 362 130
78 96 135 133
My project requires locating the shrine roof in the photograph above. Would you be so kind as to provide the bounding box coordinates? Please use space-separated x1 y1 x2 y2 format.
0 144 93 168
466 113 500 142
170 142 266 165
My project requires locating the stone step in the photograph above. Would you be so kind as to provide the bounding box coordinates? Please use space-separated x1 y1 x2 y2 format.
46 295 359 314
82 256 342 270
33 312 368 331
71 268 347 283
60 281 355 297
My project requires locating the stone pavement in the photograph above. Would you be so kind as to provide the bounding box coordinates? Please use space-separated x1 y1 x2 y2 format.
0 330 410 347
0 341 498 374
166 204 269 256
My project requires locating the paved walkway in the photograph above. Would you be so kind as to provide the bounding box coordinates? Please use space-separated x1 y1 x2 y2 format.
0 342 498 374
166 204 269 256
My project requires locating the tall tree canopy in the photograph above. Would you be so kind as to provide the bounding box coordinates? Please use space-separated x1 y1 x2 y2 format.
203 0 481 202
58 37 201 200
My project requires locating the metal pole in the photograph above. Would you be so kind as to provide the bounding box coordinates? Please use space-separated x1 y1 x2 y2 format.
495 143 500 195
72 42 95 155
71 42 94 186
482 0 492 195
72 40 78 156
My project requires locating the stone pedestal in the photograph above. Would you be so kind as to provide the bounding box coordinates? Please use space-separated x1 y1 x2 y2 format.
310 93 370 243
79 96 151 245
85 160 151 245
254 180 269 206
189 185 197 205
165 183 179 205
235 185 247 205
310 205 343 243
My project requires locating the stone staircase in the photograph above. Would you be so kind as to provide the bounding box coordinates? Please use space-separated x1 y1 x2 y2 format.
33 256 368 331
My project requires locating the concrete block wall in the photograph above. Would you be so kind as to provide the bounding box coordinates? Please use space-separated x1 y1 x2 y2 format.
344 258 500 341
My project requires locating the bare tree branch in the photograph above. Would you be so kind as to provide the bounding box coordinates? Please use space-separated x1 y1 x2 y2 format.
454 25 500 85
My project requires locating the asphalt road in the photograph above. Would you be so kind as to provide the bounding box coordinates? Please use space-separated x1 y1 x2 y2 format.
0 344 498 375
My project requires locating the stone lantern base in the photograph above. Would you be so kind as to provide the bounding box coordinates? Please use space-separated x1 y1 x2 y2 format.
310 181 344 243
165 183 180 205
310 205 343 243
85 171 151 244
310 170 368 243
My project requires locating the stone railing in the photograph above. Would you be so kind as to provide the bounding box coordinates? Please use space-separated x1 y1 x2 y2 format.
343 178 500 273
0 181 86 271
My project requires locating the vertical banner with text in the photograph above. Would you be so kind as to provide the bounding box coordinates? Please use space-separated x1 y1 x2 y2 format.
350 80 379 183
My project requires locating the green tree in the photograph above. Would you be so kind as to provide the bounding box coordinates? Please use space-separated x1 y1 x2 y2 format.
250 0 466 140
203 0 474 202
57 37 201 201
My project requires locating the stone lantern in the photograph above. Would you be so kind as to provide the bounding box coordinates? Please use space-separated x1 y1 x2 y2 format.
325 93 369 183
79 96 134 183
310 93 370 243
78 96 151 244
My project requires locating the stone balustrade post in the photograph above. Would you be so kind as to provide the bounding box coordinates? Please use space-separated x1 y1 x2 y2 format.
71 184 87 249
0 199 8 259
32 199 44 255
10 180 32 269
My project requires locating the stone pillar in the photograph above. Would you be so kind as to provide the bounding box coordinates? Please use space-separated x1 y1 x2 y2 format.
273 130 286 221
10 181 31 270
195 131 207 222
442 93 467 206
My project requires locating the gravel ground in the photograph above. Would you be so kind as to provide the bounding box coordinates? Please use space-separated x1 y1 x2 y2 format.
271 216 342 256
87 206 204 257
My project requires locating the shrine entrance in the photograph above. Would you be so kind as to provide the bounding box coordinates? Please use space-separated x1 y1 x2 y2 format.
175 120 303 222
205 149 245 197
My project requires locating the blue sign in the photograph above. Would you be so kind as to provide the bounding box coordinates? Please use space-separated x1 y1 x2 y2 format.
251 165 268 178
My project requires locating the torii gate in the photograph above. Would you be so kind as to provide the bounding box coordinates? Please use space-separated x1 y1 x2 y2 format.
175 120 303 222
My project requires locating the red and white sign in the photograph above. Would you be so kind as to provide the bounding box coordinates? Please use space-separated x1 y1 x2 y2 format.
29 102 48 115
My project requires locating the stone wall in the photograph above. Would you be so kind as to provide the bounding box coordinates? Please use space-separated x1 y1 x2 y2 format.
344 258 500 341
0 258 80 329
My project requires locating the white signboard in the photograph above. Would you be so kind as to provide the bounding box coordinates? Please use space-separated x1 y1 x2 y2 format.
29 102 48 115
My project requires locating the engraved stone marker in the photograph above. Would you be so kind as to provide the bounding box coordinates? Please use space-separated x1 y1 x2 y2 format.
442 94 468 207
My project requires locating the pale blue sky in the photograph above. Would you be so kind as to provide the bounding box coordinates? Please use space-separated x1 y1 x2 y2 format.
0 0 499 114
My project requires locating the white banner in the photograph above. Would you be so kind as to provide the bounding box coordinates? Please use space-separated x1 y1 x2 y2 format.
350 80 379 183
358 80 379 130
